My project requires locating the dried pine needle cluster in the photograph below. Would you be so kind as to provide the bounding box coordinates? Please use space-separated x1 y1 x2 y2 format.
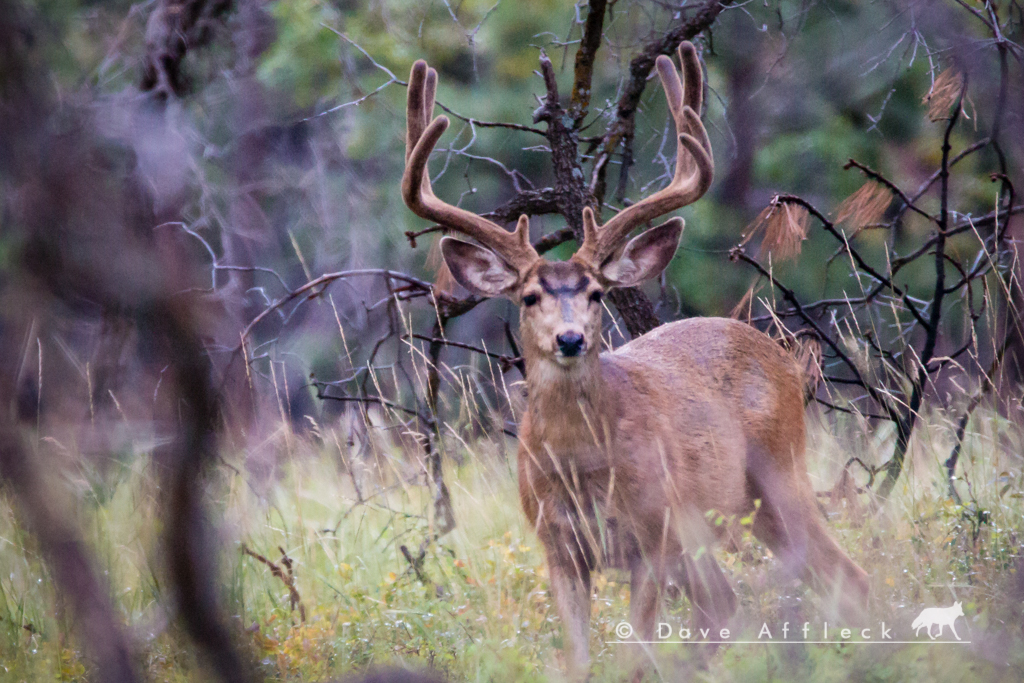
923 67 965 122
835 181 893 233
743 196 810 262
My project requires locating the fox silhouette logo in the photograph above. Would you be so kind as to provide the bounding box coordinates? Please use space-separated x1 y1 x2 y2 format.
912 602 965 640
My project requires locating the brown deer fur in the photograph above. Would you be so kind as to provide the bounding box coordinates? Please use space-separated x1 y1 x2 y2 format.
401 44 869 680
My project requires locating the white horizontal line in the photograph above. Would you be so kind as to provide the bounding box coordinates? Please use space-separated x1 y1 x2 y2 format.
606 640 972 645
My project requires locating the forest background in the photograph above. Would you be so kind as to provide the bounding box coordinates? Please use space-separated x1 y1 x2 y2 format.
0 0 1023 681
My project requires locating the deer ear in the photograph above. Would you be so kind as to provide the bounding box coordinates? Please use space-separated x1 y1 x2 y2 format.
440 236 520 297
599 217 684 287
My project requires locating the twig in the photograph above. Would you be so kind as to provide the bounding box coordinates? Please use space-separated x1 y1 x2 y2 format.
407 333 522 370
945 339 1007 503
238 270 435 346
399 543 442 597
241 545 307 622
434 100 546 136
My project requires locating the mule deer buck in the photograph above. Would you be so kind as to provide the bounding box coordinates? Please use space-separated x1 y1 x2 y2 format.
402 43 869 678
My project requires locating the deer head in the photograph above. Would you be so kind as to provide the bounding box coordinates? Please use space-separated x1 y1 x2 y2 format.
402 43 712 367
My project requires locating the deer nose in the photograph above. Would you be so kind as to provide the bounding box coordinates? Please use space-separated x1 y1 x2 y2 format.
556 331 585 357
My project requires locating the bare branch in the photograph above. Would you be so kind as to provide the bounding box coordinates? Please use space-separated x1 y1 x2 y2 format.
239 270 435 345
569 0 608 127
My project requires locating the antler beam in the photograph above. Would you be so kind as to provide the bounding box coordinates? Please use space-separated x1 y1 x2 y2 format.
402 60 539 273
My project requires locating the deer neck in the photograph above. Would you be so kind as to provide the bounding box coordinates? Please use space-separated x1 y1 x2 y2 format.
523 352 612 460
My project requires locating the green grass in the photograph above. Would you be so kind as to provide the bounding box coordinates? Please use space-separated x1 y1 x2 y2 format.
0 405 1023 682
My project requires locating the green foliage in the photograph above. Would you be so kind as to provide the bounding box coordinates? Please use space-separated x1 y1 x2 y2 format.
260 0 344 109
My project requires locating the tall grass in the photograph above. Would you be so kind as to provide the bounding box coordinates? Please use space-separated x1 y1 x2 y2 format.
0 397 1022 681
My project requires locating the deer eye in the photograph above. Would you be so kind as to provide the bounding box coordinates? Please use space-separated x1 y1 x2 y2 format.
589 291 603 304
522 293 539 307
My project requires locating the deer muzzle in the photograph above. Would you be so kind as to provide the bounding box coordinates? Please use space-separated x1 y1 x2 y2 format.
555 330 585 358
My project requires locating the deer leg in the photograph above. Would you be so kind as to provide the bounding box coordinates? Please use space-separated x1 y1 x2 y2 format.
748 451 868 620
677 551 736 663
803 516 869 619
681 551 737 636
626 557 663 683
547 549 592 680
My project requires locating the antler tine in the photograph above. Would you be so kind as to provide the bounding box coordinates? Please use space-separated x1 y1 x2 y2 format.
402 60 538 272
405 60 433 164
577 42 713 267
678 42 704 122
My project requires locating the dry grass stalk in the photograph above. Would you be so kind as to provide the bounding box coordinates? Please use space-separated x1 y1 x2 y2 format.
835 180 893 231
743 197 810 262
730 279 763 322
923 67 965 122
